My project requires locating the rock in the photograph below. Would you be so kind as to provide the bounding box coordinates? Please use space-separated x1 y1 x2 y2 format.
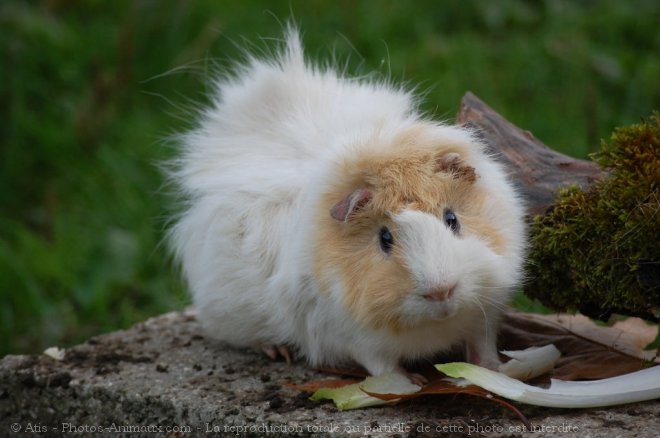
1 310 658 437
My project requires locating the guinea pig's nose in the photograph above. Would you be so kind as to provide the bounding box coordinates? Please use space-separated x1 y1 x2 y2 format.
422 284 456 301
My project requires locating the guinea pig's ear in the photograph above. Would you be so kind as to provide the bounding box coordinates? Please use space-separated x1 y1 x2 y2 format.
330 188 373 222
434 152 462 173
434 152 477 182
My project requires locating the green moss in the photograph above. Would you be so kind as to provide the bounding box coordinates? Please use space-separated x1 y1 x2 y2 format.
525 113 660 322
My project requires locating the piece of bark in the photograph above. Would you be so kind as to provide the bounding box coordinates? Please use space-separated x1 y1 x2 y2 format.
455 92 603 216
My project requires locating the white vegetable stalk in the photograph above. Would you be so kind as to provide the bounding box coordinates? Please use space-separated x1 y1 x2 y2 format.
437 362 660 408
498 344 562 380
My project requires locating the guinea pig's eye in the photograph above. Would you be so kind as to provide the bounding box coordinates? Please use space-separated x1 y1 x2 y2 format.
379 226 394 253
443 209 460 234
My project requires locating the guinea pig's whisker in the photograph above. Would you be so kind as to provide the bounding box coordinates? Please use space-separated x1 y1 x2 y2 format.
473 295 510 312
469 296 489 323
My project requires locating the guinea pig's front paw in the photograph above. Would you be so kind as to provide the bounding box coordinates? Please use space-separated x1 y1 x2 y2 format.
466 344 501 371
476 357 502 371
373 365 427 387
359 356 426 387
261 344 294 364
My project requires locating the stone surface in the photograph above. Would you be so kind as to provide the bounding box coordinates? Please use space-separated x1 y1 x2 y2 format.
1 310 659 437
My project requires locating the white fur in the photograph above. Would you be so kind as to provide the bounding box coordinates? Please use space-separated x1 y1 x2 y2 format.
171 30 526 377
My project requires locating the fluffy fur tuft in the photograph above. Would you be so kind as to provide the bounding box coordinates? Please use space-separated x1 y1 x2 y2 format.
170 30 526 379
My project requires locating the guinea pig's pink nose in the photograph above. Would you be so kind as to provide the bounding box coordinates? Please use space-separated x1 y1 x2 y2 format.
422 284 456 301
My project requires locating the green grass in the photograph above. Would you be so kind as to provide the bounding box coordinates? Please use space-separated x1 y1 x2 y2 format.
2 0 659 355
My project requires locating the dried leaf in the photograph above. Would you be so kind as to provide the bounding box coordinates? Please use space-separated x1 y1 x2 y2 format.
364 378 490 401
500 312 658 380
611 317 659 359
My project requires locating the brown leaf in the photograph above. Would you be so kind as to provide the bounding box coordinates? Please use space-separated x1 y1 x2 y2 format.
364 379 490 401
611 317 659 359
500 312 658 380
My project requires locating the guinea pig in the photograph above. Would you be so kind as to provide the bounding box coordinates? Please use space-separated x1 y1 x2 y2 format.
170 29 526 382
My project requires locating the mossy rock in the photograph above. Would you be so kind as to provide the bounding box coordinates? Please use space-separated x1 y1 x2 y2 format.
525 113 660 322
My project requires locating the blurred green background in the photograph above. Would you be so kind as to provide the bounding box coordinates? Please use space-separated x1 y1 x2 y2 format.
2 0 659 356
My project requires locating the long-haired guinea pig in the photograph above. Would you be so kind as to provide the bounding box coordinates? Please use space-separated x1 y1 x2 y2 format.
170 29 526 382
